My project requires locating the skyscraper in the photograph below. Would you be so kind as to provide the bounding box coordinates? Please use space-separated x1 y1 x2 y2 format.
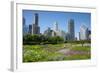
79 32 81 40
68 19 75 40
34 13 38 25
29 24 32 34
53 21 59 32
23 17 28 35
32 13 40 34
80 25 89 40
53 21 62 37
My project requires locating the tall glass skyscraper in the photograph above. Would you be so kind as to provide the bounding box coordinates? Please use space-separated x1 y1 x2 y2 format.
32 13 40 34
68 19 75 40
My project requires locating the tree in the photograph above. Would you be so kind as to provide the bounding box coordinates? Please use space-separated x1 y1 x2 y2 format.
48 36 64 44
23 34 64 45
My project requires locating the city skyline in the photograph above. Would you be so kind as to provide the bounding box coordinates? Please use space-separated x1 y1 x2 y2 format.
23 10 91 38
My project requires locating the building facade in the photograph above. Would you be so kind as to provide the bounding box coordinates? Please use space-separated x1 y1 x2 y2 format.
68 19 75 40
53 21 62 37
80 25 89 40
23 17 29 35
60 30 66 41
28 24 32 34
53 21 59 32
32 13 40 34
44 27 54 37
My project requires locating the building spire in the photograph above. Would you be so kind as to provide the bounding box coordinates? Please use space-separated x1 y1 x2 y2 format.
53 21 59 31
34 13 38 25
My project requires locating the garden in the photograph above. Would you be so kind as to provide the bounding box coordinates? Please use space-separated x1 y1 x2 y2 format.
23 43 90 62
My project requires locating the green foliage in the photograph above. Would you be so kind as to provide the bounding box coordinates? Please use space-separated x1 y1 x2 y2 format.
65 40 91 47
71 46 90 52
23 44 91 62
46 36 64 44
63 54 90 60
23 34 41 45
23 34 64 45
23 45 65 62
66 40 91 44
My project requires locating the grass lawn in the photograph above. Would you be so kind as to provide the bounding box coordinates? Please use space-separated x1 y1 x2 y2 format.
23 43 91 62
71 46 90 51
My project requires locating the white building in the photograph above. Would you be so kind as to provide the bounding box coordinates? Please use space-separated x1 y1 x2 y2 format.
53 21 62 36
53 21 59 32
44 27 55 37
80 25 89 40
53 21 66 41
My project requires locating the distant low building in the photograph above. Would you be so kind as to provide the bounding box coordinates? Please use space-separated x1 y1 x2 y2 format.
44 27 54 37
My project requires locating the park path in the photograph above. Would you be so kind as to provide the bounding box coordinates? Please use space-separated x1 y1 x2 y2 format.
57 48 90 55
57 48 70 55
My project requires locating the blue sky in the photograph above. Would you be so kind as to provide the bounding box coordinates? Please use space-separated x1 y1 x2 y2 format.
23 10 91 37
